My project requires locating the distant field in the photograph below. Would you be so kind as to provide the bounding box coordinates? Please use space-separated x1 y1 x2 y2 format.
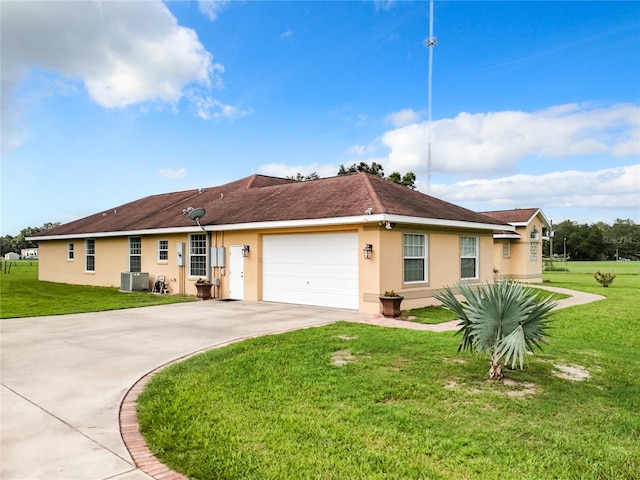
0 260 195 319
547 260 639 275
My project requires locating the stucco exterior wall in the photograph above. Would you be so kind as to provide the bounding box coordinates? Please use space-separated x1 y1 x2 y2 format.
361 226 494 313
493 214 545 283
36 223 498 313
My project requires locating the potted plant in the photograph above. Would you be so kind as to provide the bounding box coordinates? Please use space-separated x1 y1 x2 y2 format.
195 278 213 300
379 290 404 318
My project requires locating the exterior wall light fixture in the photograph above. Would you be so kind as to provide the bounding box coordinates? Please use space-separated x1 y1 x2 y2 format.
241 245 250 257
363 243 373 260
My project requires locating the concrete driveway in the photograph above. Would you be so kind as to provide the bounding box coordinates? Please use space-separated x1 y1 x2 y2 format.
1 301 364 480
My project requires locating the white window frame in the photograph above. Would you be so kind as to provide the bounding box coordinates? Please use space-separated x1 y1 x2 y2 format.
189 233 207 277
502 241 511 259
460 236 479 280
129 237 142 272
403 233 428 284
85 239 95 272
67 243 74 261
157 240 169 263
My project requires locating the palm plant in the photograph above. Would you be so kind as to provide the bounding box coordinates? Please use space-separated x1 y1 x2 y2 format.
434 280 556 380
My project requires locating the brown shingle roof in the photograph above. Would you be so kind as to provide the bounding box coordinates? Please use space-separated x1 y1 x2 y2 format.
481 208 540 224
35 173 508 237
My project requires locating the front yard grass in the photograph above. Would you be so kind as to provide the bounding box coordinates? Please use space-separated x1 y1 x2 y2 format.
403 287 569 324
137 273 640 480
0 261 195 318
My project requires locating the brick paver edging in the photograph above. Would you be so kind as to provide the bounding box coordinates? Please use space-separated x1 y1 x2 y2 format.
119 369 188 480
117 321 346 480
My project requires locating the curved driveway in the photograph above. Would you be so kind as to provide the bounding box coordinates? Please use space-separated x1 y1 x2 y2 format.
1 286 604 480
1 301 365 480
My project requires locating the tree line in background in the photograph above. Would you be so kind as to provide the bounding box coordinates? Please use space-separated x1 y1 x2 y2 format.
545 219 639 261
1 223 60 257
288 162 417 189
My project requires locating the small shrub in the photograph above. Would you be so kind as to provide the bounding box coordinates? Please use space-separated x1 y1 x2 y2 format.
594 270 616 287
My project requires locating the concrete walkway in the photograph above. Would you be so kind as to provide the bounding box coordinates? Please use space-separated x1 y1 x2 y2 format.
1 286 605 480
353 284 606 332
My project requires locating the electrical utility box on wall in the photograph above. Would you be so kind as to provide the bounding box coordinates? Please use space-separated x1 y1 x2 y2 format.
211 246 226 267
177 242 185 266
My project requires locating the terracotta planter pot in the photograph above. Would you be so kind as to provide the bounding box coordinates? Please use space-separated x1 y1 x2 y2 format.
195 283 212 300
379 296 404 318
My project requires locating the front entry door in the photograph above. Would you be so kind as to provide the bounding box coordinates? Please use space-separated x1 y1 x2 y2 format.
229 245 245 300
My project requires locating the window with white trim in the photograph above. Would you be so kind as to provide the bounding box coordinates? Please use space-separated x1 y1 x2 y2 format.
404 233 427 283
68 243 74 260
158 240 169 262
460 236 478 279
189 234 207 277
502 241 510 259
530 242 539 262
85 239 95 272
129 237 141 272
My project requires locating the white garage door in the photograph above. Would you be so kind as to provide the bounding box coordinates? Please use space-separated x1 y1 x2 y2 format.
262 233 359 310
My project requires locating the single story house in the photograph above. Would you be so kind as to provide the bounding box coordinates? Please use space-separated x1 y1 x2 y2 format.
30 173 514 314
481 208 551 283
21 248 39 258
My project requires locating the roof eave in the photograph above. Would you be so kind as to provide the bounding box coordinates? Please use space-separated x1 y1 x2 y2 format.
28 213 514 240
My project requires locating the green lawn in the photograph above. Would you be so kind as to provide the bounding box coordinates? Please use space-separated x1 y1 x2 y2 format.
0 261 195 318
137 271 640 480
404 287 569 325
546 259 640 275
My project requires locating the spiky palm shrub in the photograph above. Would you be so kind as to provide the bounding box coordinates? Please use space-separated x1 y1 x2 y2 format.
434 280 556 380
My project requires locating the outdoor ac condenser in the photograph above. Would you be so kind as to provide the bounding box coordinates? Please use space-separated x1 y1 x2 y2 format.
120 272 149 292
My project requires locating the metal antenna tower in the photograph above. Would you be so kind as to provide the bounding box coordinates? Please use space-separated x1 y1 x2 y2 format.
424 0 436 194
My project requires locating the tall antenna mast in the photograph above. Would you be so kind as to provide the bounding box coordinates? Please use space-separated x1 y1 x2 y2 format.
424 0 436 194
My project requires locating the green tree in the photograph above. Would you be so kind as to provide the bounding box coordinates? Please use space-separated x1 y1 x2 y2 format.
0 235 15 256
338 162 416 189
600 219 639 260
570 224 605 261
287 172 320 182
338 161 385 177
434 280 556 380
1 223 60 256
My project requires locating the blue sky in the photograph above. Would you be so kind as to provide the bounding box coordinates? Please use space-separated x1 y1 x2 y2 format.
2 0 639 236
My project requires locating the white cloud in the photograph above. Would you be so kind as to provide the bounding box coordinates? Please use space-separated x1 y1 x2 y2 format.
2 1 215 108
280 30 294 41
378 103 640 177
374 0 396 12
159 168 187 180
198 0 232 21
187 91 253 121
260 162 338 179
1 0 239 153
429 164 640 212
385 108 421 128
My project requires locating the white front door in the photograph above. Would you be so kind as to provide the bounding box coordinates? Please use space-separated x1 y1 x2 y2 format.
229 245 245 300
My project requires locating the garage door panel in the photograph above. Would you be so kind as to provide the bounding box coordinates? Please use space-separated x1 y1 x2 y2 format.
263 233 358 310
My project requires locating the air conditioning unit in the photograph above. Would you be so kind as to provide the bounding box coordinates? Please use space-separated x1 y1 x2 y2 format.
120 272 149 292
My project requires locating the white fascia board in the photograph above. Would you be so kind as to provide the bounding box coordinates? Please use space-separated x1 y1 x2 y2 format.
203 214 513 232
29 213 514 240
27 226 203 241
372 214 515 232
494 233 522 239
